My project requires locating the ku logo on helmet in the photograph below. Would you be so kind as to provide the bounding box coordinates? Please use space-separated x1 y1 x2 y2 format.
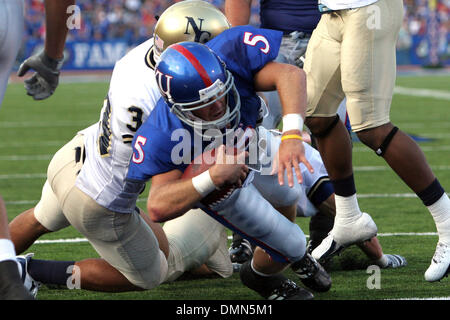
155 69 174 102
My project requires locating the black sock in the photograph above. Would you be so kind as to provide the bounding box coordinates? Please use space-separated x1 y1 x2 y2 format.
239 261 286 298
331 174 356 197
417 178 445 206
28 259 76 286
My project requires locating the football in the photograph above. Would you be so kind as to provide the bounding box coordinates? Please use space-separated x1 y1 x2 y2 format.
181 148 237 207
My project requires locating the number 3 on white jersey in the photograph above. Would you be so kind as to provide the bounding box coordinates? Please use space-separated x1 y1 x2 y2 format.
243 32 269 54
132 136 147 164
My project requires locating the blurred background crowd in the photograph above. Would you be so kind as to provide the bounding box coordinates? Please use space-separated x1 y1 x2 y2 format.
21 0 449 68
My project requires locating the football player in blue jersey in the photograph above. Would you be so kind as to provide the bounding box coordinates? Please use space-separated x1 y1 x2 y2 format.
126 26 332 300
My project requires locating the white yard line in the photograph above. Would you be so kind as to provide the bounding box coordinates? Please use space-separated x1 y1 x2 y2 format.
354 165 450 171
0 155 52 161
353 145 450 152
0 141 65 148
387 297 450 300
5 193 450 206
394 86 450 101
34 232 439 245
0 120 91 128
0 173 46 180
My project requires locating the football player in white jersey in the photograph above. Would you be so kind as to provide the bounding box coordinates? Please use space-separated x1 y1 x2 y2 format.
9 1 234 293
305 0 450 282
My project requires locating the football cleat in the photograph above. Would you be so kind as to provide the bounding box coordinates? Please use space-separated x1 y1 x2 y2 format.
310 233 344 264
0 260 34 300
312 212 377 263
425 242 450 282
229 238 253 264
380 254 408 269
16 253 41 298
266 279 314 301
291 253 331 292
239 261 313 300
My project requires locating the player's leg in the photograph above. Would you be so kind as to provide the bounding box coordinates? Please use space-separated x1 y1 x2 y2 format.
346 0 450 281
303 11 354 182
314 193 407 268
24 189 168 292
238 175 331 292
305 9 380 262
162 208 232 282
21 134 168 291
206 184 317 299
9 180 67 254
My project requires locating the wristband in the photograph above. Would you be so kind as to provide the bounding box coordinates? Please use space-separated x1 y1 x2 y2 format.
281 134 303 142
282 113 304 132
192 170 216 197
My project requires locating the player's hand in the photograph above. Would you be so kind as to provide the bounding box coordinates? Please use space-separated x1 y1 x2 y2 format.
210 145 249 189
272 130 314 187
17 50 64 100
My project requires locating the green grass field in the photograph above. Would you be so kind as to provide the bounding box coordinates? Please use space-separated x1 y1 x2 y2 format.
0 74 449 301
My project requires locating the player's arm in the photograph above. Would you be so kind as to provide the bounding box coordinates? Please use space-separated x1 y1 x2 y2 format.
253 61 314 186
17 0 75 100
224 0 252 26
147 169 203 223
43 0 75 60
147 145 248 223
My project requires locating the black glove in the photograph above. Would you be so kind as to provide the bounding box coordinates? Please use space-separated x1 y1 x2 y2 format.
17 50 64 100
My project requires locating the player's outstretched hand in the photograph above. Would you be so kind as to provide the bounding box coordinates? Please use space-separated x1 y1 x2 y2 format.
210 145 249 189
272 132 314 187
17 50 64 100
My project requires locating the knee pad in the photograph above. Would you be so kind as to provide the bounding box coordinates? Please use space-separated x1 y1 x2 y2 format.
375 126 398 157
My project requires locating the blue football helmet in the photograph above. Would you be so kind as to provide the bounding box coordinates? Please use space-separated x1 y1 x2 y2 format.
155 41 240 136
